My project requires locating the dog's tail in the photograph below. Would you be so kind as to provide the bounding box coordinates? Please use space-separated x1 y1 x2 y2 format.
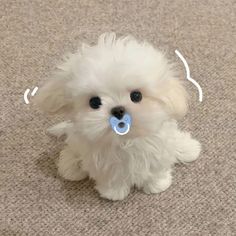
47 121 72 138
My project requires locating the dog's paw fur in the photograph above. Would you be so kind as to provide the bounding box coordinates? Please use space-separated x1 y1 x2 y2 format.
96 184 130 201
175 133 201 163
143 170 172 194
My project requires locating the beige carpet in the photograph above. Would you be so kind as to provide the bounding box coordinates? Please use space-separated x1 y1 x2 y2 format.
1 0 235 235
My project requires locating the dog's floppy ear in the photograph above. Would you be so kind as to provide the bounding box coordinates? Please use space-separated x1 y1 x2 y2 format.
34 71 73 114
157 78 188 119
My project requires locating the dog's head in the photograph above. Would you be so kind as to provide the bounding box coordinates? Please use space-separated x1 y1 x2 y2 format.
35 33 187 142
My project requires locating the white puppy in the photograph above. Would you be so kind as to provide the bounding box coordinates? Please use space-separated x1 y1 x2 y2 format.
36 33 201 201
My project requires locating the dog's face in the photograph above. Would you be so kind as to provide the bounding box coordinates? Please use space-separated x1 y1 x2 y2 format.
36 33 187 142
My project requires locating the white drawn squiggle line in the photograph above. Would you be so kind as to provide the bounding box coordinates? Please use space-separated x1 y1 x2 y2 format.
175 50 203 102
24 86 39 104
31 86 38 96
24 89 30 104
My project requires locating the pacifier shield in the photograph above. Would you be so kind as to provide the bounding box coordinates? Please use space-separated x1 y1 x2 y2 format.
109 113 132 135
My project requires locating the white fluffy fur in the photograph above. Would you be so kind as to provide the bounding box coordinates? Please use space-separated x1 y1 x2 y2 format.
35 33 201 201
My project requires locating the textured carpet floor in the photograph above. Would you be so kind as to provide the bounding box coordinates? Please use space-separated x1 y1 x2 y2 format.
1 0 235 235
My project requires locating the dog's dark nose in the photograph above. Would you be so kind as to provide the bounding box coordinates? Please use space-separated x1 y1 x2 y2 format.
111 106 126 120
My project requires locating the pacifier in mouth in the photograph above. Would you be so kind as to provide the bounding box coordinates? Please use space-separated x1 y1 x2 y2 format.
109 113 132 136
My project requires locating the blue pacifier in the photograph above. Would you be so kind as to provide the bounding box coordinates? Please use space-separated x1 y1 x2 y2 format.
109 113 132 136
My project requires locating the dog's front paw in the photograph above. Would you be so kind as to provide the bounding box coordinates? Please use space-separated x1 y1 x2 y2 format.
176 136 201 163
143 171 172 194
96 184 130 201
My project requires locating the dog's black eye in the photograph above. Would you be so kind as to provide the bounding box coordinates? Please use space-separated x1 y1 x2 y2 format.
89 96 102 109
130 90 142 103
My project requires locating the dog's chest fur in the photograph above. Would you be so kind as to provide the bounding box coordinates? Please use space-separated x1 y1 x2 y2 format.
67 133 174 186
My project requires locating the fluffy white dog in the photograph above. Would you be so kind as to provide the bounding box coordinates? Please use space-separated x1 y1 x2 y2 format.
36 33 201 201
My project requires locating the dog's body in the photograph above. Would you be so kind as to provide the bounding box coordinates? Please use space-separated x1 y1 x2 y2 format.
36 33 201 200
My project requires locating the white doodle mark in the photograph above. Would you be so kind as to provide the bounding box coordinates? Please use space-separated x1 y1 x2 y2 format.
175 50 203 102
24 86 39 104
